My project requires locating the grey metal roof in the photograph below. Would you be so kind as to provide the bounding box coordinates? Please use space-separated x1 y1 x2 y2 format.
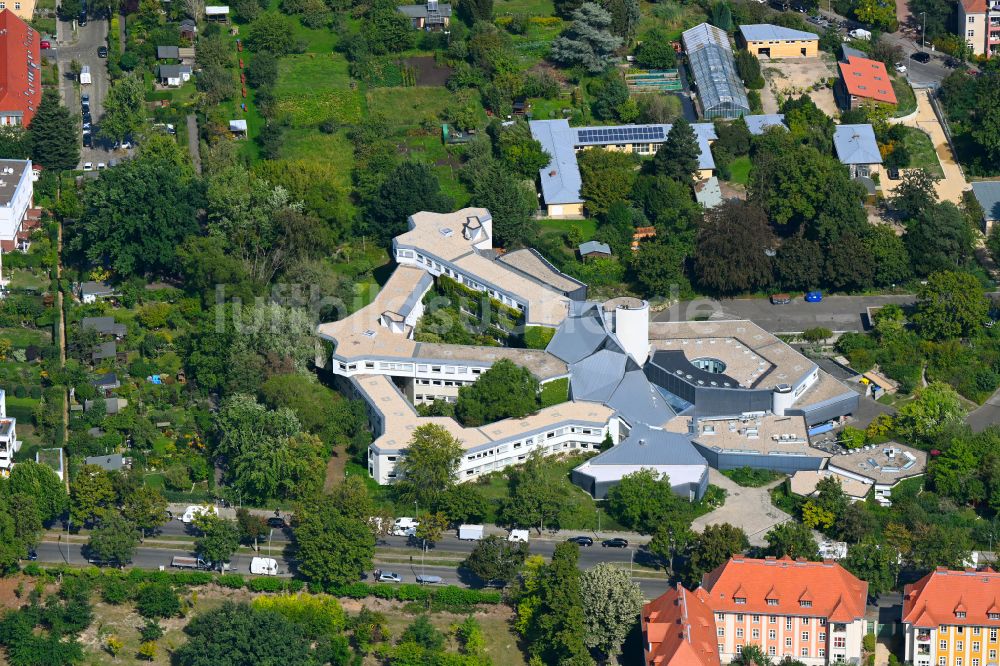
739 24 818 42
93 372 119 387
84 453 124 471
833 124 882 165
606 366 678 427
529 120 582 205
92 341 117 360
157 45 180 59
682 23 750 119
546 302 610 363
158 64 192 79
584 422 705 467
80 281 115 297
397 3 452 17
744 113 786 135
579 241 612 256
82 316 126 337
570 348 628 401
841 44 867 62
694 176 723 209
972 182 1000 222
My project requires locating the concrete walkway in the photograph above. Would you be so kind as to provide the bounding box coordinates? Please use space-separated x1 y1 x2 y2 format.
885 89 968 204
691 470 791 547
186 114 201 174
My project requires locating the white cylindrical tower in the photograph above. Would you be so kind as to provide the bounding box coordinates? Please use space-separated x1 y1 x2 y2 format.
772 384 795 416
604 297 649 365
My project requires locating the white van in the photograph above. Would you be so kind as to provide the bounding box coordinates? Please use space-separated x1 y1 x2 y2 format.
250 557 278 575
458 524 484 541
181 505 219 524
392 517 419 536
508 529 529 543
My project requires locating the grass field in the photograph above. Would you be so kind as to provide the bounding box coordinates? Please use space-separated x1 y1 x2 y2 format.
892 76 917 117
368 86 456 129
0 327 51 348
900 126 944 177
538 217 597 239
274 54 364 126
726 156 752 185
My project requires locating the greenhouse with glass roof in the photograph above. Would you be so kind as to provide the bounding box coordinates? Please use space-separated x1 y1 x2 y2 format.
682 23 751 119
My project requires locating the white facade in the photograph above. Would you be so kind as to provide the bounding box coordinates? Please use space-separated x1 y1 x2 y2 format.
0 160 32 246
602 297 649 364
0 389 20 475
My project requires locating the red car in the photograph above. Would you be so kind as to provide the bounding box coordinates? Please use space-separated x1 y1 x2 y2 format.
39 40 51 49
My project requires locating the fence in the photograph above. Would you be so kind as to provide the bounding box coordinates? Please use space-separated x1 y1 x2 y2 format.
926 89 967 180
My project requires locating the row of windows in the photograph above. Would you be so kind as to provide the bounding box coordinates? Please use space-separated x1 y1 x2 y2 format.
0 3 24 9
941 658 986 666
723 628 826 643
939 639 999 652
940 627 1000 639
462 441 593 477
413 394 456 403
722 614 828 628
730 644 827 658
415 378 468 387
735 598 813 609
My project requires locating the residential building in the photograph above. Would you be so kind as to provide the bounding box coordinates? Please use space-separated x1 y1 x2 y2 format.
179 19 197 39
91 340 118 363
642 556 868 665
579 240 612 259
397 0 451 29
744 113 787 135
0 9 41 126
204 5 229 21
0 389 20 476
78 282 118 305
82 316 126 337
0 0 35 22
838 56 897 109
971 181 1000 232
157 45 180 60
958 0 1000 57
833 124 883 179
682 23 751 119
84 453 129 471
643 584 721 666
738 24 819 58
529 120 718 216
0 159 33 253
157 64 193 87
903 567 1000 666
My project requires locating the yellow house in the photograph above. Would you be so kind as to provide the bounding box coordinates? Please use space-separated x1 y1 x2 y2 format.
738 24 819 58
0 0 35 22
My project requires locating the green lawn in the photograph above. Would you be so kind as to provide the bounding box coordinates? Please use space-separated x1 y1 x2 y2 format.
900 126 944 177
273 54 364 126
280 129 354 190
367 86 456 129
538 217 598 239
726 156 752 185
0 327 51 347
892 76 917 117
641 0 708 41
494 0 556 16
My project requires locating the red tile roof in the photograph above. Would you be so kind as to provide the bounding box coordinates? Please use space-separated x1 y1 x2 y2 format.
962 0 987 14
0 9 41 126
643 584 721 666
700 556 868 622
904 568 1000 628
838 55 897 106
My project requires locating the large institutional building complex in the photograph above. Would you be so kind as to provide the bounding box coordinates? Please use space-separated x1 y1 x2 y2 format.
317 207 859 499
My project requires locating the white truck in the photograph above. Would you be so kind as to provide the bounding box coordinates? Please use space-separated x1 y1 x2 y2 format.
847 28 871 41
458 524 485 541
250 557 279 576
508 529 529 543
171 556 229 571
392 517 419 536
79 65 91 85
181 505 219 524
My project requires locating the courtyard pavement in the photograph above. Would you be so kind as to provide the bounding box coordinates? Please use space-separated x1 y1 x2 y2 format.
691 469 791 547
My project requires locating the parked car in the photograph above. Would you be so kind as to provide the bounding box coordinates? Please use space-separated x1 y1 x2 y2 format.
376 570 402 583
887 167 901 180
83 162 93 171
97 162 106 170
39 40 51 49
805 290 823 302
894 62 907 73
602 538 629 548
23 549 37 561
770 293 791 305
81 93 89 103
97 46 108 58
78 11 87 25
82 132 92 148
567 536 594 547
911 51 931 63
416 575 443 584
267 516 286 528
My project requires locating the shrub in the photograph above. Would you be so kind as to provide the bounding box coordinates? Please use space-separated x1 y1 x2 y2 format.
139 620 164 642
138 641 157 661
135 583 181 619
101 578 131 604
216 574 245 589
523 326 555 350
248 577 286 592
13 385 26 398
802 326 833 343
863 632 876 652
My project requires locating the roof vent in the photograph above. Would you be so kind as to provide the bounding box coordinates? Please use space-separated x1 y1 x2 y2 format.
362 329 376 338
638 438 646 446
439 227 453 237
549 170 557 177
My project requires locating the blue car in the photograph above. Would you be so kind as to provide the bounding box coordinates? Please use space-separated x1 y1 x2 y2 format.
805 291 823 302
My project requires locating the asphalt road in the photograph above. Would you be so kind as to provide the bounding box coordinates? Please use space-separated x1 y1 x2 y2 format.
52 15 121 166
34 536 672 598
654 294 919 333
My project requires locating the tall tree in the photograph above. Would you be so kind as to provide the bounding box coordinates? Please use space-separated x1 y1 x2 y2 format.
455 359 539 427
693 200 776 295
649 512 695 577
775 235 823 290
905 202 975 275
294 498 375 589
465 160 537 247
630 237 690 298
522 543 593 665
193 514 241 569
653 118 700 185
684 523 749 586
891 168 939 221
29 89 79 172
173 603 316 666
843 540 898 596
457 0 492 23
71 464 117 526
366 162 453 241
462 535 528 586
579 563 644 660
0 125 30 160
499 451 568 531
865 224 911 287
88 513 140 565
99 74 147 145
68 151 200 278
893 381 967 446
393 424 464 508
121 485 168 539
824 232 874 290
8 459 67 523
605 468 687 534
913 270 988 340
764 521 817 560
601 0 640 40
550 3 622 74
578 147 639 215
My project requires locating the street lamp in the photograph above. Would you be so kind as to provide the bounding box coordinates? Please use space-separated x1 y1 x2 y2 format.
920 11 926 49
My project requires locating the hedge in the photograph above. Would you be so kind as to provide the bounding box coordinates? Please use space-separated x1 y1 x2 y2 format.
19 566 499 608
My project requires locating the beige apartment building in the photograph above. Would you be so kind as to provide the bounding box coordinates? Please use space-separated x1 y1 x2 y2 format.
959 0 1000 57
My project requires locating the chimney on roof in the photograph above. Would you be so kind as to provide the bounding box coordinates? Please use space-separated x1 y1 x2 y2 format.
549 170 557 177
638 438 646 446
